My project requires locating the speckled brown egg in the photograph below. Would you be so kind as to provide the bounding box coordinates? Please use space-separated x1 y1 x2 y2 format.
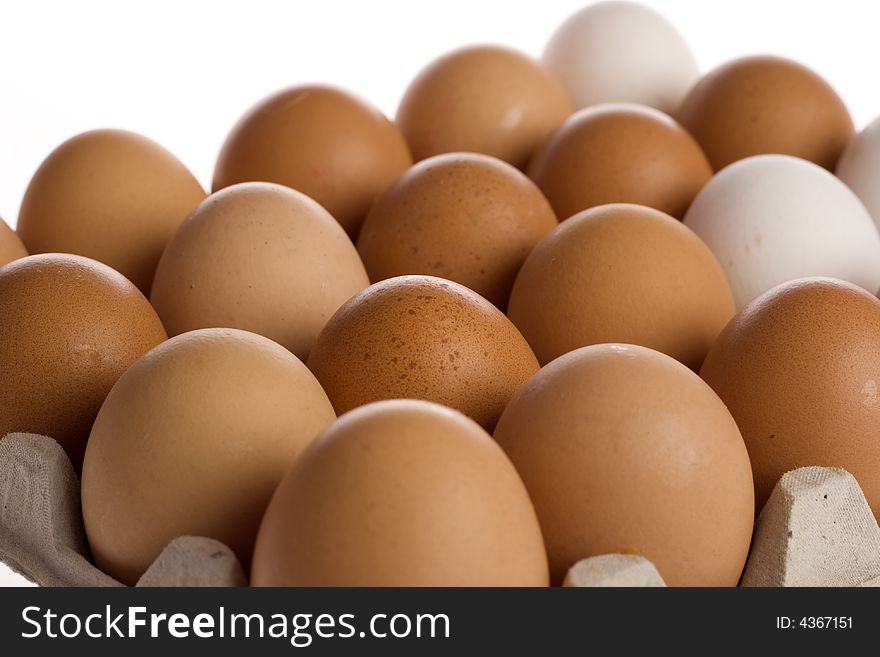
677 55 855 171
527 103 711 220
16 130 206 294
82 328 336 585
508 204 735 369
357 153 558 308
0 254 167 469
150 182 369 361
396 45 573 169
0 218 27 267
213 85 412 236
700 277 880 517
252 399 549 586
494 344 755 586
306 275 538 430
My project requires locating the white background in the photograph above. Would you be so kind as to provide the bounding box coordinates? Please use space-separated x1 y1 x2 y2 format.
2 0 879 586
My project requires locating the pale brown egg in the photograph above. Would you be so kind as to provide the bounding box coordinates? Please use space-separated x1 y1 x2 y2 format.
494 344 755 586
677 55 855 171
213 85 412 236
150 182 369 361
81 328 336 585
507 204 735 368
0 218 27 267
396 45 573 169
16 130 206 294
0 254 167 469
700 278 880 517
252 399 549 586
527 103 712 220
357 153 558 308
306 275 538 431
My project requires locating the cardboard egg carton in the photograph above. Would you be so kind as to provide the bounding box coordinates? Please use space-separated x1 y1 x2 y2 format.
2 432 879 587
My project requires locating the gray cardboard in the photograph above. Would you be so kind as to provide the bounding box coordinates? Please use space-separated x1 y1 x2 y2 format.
563 554 666 587
741 466 880 587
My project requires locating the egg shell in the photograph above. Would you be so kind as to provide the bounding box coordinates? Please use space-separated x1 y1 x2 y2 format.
81 328 336 585
836 115 880 229
677 55 854 171
527 103 711 220
542 1 699 113
357 153 558 308
683 154 880 309
0 218 27 267
306 275 538 431
16 129 206 294
700 278 880 517
396 45 572 169
150 182 369 361
0 254 167 469
507 203 734 369
494 344 755 586
251 399 549 586
213 85 412 236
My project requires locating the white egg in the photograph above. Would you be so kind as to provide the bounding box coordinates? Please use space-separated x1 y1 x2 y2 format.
542 1 699 113
684 154 880 308
837 116 880 228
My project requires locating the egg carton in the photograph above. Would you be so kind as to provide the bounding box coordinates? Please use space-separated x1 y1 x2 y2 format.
2 432 879 587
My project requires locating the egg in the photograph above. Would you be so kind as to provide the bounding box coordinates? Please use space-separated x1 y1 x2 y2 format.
213 85 412 236
16 130 206 294
306 275 538 430
357 153 558 308
542 1 699 113
683 155 880 309
252 399 548 586
0 254 167 469
0 218 27 267
396 45 572 169
677 55 854 171
81 328 336 585
700 278 880 517
836 115 880 228
527 103 711 220
494 344 755 586
150 182 369 361
508 204 734 369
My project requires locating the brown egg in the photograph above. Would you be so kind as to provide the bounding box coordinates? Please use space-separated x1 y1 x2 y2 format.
357 153 558 308
0 254 167 469
494 344 755 586
213 85 412 236
700 277 880 517
252 399 549 586
151 182 369 361
81 328 336 585
396 45 573 169
306 275 538 430
508 204 734 368
527 103 711 220
0 218 27 267
677 55 855 171
16 130 206 294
